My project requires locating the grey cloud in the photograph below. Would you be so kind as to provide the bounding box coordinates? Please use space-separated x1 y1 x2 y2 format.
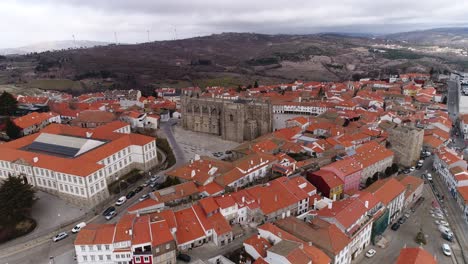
2 0 468 48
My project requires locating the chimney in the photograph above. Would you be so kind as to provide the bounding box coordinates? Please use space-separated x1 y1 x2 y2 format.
191 170 196 178
365 200 369 209
33 157 39 163
257 234 261 239
308 241 312 246
181 189 184 195
274 195 278 202
86 131 93 138
128 229 133 236
251 160 253 165
242 196 245 203
328 202 332 209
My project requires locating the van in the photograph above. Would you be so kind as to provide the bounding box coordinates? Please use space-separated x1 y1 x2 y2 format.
71 222 87 233
116 196 127 206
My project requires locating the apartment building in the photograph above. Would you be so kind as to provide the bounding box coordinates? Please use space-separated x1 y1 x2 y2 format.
434 147 468 196
74 214 177 264
365 178 406 224
13 111 61 136
0 121 158 207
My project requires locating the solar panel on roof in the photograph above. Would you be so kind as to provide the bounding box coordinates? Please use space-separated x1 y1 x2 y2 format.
28 142 81 158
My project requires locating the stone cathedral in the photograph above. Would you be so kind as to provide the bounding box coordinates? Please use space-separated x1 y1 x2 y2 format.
181 96 273 142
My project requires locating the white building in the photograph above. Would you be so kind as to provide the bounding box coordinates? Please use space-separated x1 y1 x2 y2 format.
0 121 158 207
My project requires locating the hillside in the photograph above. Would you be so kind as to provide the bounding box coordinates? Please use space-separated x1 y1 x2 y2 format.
0 32 460 93
0 40 110 55
384 27 468 48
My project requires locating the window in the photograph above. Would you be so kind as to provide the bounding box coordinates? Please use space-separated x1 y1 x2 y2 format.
126 254 131 258
91 255 95 261
105 245 110 250
88 245 93 251
135 257 141 262
156 247 160 253
83 256 88 261
144 256 149 262
80 246 85 251
99 255 103 261
106 255 111 260
116 254 120 259
166 243 170 250
97 245 102 250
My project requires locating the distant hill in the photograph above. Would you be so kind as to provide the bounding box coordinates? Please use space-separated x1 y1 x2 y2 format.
384 27 468 48
2 32 457 93
0 40 110 55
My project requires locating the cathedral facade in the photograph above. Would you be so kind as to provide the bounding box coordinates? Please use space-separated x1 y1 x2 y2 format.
181 96 273 142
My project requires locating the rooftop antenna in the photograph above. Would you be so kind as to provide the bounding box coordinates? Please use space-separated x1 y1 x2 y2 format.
174 26 178 40
147 30 150 42
114 32 118 44
72 34 76 48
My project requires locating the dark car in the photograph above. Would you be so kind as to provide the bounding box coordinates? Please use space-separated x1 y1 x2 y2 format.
126 191 136 199
442 232 454 242
150 181 159 189
102 206 116 216
134 186 143 193
177 254 191 262
391 223 400 231
398 217 406 225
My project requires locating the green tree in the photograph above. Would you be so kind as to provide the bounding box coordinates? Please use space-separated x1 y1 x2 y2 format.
5 118 22 139
0 91 18 116
0 175 36 225
254 80 259 88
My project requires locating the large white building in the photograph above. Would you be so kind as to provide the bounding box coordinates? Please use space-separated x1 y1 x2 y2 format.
0 121 158 207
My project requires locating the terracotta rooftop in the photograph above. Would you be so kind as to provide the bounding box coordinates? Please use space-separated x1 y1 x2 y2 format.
395 247 437 264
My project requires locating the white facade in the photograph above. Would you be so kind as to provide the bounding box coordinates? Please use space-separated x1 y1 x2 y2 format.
387 192 405 224
75 244 114 264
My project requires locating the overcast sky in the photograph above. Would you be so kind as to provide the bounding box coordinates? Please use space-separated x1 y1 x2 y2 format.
1 0 468 48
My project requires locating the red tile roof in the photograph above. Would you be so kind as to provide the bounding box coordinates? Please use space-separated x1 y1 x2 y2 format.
365 178 406 205
174 207 206 244
244 235 272 258
395 247 437 264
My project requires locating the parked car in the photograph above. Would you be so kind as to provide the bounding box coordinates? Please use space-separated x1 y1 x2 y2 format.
53 232 68 242
177 253 191 262
126 191 136 199
391 223 400 231
71 222 87 233
398 217 406 225
105 210 117 220
438 225 453 236
139 194 150 201
102 206 116 216
134 186 143 193
365 249 376 258
425 173 433 182
442 232 454 242
150 181 159 188
442 243 452 256
409 167 415 172
116 196 127 206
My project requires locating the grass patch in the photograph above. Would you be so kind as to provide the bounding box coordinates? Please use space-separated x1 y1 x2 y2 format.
108 169 143 195
27 79 83 91
157 137 176 168
193 77 243 88
0 217 36 244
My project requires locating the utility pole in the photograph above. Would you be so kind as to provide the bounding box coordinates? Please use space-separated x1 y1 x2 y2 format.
114 32 118 44
147 30 150 42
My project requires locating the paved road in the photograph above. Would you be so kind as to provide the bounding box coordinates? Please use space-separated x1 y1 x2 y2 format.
447 79 460 122
159 119 187 168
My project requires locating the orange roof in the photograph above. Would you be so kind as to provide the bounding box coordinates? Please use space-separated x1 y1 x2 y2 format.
198 182 224 196
74 223 115 245
209 212 232 235
366 178 406 205
215 195 236 209
317 197 367 229
458 186 468 204
153 181 199 204
131 215 151 245
174 207 206 244
351 141 394 169
114 214 136 243
199 197 219 214
13 112 59 129
244 235 272 258
397 175 424 199
395 247 437 264
72 110 116 124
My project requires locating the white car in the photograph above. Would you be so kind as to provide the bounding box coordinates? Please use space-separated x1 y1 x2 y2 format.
438 225 453 236
365 249 376 258
426 173 432 181
52 232 68 242
442 243 452 256
439 220 449 227
409 167 415 172
71 222 87 233
116 196 127 206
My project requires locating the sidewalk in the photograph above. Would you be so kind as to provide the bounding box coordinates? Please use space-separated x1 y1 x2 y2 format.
432 169 468 264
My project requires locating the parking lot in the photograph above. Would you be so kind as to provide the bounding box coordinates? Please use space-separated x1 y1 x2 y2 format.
172 124 239 161
356 183 458 264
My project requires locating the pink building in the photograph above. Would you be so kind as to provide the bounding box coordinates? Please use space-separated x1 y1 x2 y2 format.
321 158 362 193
